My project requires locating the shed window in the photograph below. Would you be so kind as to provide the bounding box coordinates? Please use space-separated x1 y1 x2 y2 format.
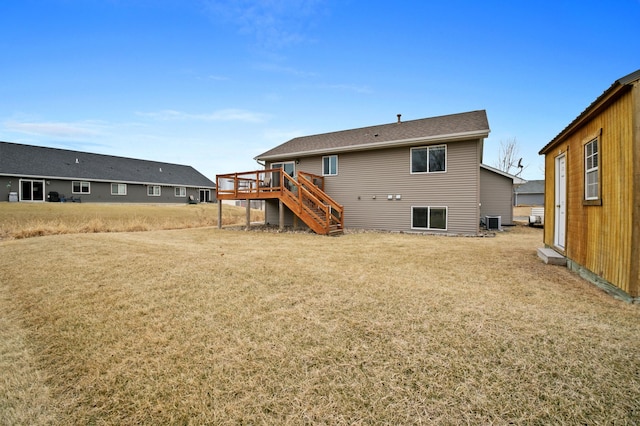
411 206 447 230
322 155 338 176
585 138 599 200
148 185 161 196
411 145 446 173
111 183 127 195
72 181 90 194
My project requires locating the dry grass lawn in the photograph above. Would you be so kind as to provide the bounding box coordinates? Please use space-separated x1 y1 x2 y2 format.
1 205 639 424
0 202 263 240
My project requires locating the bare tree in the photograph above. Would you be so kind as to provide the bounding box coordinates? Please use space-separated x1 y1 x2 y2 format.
494 137 526 176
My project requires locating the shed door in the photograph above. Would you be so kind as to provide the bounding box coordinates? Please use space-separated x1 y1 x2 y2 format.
554 154 567 249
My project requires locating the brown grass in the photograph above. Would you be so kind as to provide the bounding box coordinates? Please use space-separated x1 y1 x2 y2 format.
1 218 639 424
0 202 264 240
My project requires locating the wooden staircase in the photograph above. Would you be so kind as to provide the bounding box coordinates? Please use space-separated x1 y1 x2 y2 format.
216 169 344 236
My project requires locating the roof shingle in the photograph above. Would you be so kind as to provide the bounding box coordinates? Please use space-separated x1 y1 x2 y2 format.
0 141 215 187
256 110 490 160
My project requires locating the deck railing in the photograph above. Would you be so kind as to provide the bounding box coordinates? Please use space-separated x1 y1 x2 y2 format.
215 168 343 235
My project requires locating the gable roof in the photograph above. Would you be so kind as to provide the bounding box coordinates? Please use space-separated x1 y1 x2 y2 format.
0 141 215 188
256 110 490 161
539 69 640 155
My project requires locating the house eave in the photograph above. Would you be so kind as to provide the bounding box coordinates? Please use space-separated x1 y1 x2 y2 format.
255 129 490 162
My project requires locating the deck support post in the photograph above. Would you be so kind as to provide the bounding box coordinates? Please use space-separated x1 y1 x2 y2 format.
217 199 222 229
279 200 284 230
246 201 251 230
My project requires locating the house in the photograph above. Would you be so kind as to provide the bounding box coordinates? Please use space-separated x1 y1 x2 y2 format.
0 141 216 203
513 180 545 206
217 110 517 235
538 69 640 302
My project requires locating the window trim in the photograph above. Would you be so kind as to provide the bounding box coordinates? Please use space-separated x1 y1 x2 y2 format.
111 183 127 196
410 144 447 174
72 181 90 194
175 187 186 197
411 206 448 231
322 155 338 176
147 185 161 197
584 137 600 202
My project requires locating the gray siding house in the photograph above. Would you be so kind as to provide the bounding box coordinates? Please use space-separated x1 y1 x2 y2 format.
252 110 513 234
0 141 216 203
479 164 520 226
513 180 544 206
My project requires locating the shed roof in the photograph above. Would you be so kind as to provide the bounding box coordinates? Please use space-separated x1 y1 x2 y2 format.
0 141 215 188
539 69 640 155
256 110 490 161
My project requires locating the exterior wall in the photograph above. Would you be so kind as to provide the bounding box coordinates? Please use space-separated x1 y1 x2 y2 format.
480 168 514 225
0 176 212 203
543 87 637 297
513 193 544 206
267 138 482 234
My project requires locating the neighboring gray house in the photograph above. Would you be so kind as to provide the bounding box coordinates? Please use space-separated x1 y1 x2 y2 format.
513 180 544 206
0 141 216 203
479 164 523 227
246 110 513 234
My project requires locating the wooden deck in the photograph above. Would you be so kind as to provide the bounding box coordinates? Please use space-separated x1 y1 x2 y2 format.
216 169 344 235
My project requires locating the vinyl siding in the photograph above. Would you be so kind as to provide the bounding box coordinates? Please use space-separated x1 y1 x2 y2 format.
1 177 207 203
480 168 514 225
269 139 482 234
513 193 544 206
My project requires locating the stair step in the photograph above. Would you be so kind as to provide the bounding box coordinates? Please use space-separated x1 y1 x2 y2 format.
537 247 566 266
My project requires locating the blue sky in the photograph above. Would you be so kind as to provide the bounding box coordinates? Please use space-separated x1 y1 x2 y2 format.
2 1 639 181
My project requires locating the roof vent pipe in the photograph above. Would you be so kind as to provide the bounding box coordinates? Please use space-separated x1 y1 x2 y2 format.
397 114 401 123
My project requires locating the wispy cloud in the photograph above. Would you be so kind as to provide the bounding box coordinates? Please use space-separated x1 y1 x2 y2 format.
4 120 106 138
136 108 269 123
203 0 325 49
254 62 318 77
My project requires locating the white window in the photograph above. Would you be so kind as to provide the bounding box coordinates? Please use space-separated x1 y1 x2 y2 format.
411 206 447 230
72 181 90 194
148 185 161 196
411 145 446 173
175 187 186 197
111 183 127 195
322 155 338 176
585 138 599 200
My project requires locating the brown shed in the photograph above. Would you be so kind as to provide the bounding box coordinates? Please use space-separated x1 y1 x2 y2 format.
538 69 640 302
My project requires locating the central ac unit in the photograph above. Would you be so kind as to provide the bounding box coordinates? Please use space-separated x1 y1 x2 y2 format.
485 215 502 231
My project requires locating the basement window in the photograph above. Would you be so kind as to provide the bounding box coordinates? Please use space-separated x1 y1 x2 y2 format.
411 206 447 230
